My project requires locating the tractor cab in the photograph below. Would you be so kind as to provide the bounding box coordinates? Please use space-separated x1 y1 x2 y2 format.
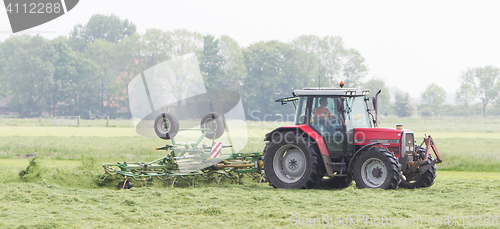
276 87 377 156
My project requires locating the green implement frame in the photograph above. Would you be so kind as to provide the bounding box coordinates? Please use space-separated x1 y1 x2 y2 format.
100 127 264 188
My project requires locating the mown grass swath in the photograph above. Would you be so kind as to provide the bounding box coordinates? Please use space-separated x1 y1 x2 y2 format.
0 117 499 227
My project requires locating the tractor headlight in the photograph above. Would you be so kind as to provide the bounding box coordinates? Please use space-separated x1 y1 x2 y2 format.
405 132 414 153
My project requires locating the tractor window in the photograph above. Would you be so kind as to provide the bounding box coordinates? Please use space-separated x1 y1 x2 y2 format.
310 96 343 133
345 97 371 129
311 97 338 119
310 96 344 152
294 97 308 124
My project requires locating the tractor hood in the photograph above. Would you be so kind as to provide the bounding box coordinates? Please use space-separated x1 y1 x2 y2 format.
354 128 405 157
354 128 404 141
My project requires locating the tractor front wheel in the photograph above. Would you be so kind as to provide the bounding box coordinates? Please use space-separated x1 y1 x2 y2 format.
264 132 324 189
399 165 437 189
352 147 401 190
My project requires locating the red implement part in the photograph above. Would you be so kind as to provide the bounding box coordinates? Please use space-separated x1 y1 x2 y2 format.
424 135 442 163
281 124 329 156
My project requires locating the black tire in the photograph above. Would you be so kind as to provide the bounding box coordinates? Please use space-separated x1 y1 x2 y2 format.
319 176 352 189
200 112 225 139
399 165 437 189
264 132 325 189
118 180 133 190
352 147 401 190
154 112 179 140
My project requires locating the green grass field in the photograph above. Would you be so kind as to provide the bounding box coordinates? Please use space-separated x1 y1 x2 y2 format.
0 116 500 228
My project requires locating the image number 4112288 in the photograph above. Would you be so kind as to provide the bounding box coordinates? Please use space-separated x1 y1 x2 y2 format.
6 2 63 14
3 0 79 33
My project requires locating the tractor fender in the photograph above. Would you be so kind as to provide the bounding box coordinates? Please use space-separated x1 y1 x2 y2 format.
264 125 329 156
347 142 381 174
264 125 334 176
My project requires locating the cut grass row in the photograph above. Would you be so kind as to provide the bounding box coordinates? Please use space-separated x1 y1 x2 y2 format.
1 171 500 228
0 117 499 190
0 136 499 191
0 117 499 228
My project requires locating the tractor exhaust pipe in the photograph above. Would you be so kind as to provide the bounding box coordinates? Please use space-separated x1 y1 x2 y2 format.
373 90 381 128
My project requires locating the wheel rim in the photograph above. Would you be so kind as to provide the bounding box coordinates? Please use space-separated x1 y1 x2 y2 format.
360 158 387 188
203 118 217 134
273 144 307 184
157 118 171 134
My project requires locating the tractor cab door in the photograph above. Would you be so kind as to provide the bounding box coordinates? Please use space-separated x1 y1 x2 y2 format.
344 96 372 153
308 96 345 153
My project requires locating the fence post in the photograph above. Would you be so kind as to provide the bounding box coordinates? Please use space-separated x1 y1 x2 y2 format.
107 116 109 127
77 116 80 127
39 116 41 123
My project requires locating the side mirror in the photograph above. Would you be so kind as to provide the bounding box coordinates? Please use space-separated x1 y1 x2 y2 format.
373 90 381 127
335 98 344 112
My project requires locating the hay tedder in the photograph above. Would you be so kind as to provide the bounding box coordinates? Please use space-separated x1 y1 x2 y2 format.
102 83 443 190
101 112 264 189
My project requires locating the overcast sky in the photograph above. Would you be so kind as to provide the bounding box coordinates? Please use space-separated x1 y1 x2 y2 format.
1 0 499 103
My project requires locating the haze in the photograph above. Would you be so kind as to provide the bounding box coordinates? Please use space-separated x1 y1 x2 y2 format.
1 0 499 102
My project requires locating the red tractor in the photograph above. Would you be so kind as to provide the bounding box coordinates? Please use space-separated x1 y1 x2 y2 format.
264 85 442 190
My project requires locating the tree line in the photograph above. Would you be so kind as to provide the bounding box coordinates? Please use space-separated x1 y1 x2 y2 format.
386 66 500 118
0 14 367 119
0 14 499 119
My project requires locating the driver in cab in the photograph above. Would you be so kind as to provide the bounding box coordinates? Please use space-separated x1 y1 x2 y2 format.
314 98 338 134
314 98 334 119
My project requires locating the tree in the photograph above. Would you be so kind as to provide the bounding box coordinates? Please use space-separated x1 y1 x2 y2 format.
319 36 345 87
394 90 414 117
362 78 391 115
67 14 140 117
4 35 58 117
70 14 136 52
80 33 141 118
199 35 247 91
83 39 122 116
291 35 328 87
170 29 204 58
290 35 368 88
0 41 10 100
51 37 103 118
455 82 477 116
114 33 142 117
139 29 203 68
421 83 446 117
137 28 203 112
200 35 224 90
461 66 500 118
242 41 299 120
218 35 247 91
339 48 368 87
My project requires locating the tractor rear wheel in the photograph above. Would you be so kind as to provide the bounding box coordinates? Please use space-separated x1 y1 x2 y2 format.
399 165 437 189
264 132 324 189
352 147 401 190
